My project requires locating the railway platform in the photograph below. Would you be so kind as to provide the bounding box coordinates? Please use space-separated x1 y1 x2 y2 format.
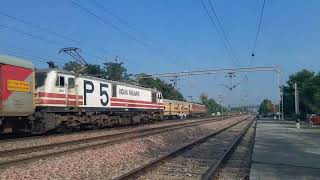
250 119 320 180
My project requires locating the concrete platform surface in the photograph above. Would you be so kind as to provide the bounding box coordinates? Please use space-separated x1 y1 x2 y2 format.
250 119 320 180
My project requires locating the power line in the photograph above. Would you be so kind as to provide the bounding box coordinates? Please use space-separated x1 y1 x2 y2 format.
0 47 66 64
0 11 129 66
0 24 61 46
207 0 239 63
251 0 266 65
90 0 151 47
200 0 237 65
0 10 81 44
74 1 186 70
71 1 149 47
90 0 139 34
0 46 68 63
0 10 108 61
0 24 106 64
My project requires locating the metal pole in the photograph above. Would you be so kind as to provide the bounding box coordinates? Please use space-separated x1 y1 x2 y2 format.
277 68 284 120
277 71 281 120
221 106 224 119
294 83 299 115
280 70 284 120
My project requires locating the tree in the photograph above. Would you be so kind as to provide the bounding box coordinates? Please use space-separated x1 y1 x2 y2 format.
103 61 131 81
200 93 225 114
137 74 184 101
63 61 103 77
282 69 320 117
63 61 82 72
258 99 273 115
85 64 104 77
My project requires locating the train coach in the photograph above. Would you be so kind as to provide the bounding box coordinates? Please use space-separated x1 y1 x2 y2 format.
0 55 35 133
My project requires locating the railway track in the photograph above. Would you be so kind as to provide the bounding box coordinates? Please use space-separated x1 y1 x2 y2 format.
113 116 254 180
214 119 256 180
0 115 243 169
0 116 215 141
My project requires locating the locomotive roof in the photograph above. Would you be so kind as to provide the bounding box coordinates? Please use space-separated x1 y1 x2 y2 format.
36 68 161 92
0 55 34 69
163 99 204 106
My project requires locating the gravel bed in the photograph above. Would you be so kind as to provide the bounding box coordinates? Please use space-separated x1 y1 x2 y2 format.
0 117 218 152
0 116 250 180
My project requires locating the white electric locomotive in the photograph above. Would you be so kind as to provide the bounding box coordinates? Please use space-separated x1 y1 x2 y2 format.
32 68 163 133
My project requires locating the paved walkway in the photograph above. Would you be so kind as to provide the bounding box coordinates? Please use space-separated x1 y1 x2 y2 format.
250 119 320 180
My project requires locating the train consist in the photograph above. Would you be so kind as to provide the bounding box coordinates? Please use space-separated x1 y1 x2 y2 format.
0 55 207 134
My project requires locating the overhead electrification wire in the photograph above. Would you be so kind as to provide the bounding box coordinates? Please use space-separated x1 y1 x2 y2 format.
0 10 107 61
0 11 80 44
200 0 237 65
0 24 62 46
207 0 239 63
90 0 152 48
90 0 138 33
72 1 186 71
0 47 67 64
0 24 101 64
251 0 266 65
71 1 149 47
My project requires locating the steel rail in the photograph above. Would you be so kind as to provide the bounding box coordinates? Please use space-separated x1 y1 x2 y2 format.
0 116 215 141
113 116 253 180
202 118 255 179
0 115 236 156
0 115 242 168
213 120 256 179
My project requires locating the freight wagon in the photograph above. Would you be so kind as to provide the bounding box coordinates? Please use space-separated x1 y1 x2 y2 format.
163 99 207 119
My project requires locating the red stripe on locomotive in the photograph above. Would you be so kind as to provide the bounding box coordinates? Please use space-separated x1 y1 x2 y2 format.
111 102 163 109
36 99 83 105
38 92 83 99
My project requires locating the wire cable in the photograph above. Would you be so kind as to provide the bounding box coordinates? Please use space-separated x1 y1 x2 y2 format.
251 0 266 65
0 10 107 61
0 24 102 64
0 47 66 64
207 0 239 63
0 24 61 46
90 0 138 33
200 0 237 65
71 1 149 47
0 11 80 44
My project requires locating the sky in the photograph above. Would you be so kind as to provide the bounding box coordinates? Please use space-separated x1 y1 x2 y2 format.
1 0 320 106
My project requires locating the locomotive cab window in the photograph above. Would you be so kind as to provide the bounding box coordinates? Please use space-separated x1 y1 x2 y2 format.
152 92 157 103
56 76 65 87
35 72 47 88
68 77 75 88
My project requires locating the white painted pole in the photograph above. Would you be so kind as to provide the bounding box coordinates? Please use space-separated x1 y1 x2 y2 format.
294 83 299 115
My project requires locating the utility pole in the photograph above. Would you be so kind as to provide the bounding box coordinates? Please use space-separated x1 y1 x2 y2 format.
294 83 300 128
294 83 299 116
218 94 224 120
